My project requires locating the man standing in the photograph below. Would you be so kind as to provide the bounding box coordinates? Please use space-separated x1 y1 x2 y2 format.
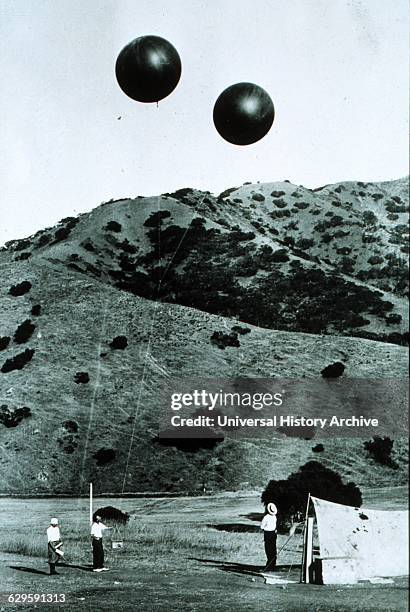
261 502 278 571
47 518 63 575
91 514 109 572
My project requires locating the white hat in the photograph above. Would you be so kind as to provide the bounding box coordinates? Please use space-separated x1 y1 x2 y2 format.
50 518 58 525
267 503 277 516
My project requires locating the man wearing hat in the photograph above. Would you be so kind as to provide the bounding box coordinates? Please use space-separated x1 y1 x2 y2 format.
90 514 110 572
260 503 278 571
46 518 63 575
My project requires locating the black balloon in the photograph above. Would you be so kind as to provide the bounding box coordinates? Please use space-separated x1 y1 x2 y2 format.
115 35 182 103
213 82 275 145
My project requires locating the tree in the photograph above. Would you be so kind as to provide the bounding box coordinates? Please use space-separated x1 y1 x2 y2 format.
261 461 362 530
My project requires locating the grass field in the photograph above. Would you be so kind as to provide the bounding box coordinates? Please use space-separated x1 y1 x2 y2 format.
0 487 408 611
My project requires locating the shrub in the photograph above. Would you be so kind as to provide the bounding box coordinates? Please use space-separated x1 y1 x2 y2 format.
210 331 240 349
110 335 128 350
385 313 402 325
143 210 171 227
1 349 35 373
53 226 72 243
15 252 31 261
0 337 10 351
272 198 287 208
271 249 290 263
364 436 398 469
261 461 362 528
0 405 31 428
9 281 32 297
231 325 251 335
295 238 314 250
294 201 309 209
251 193 265 202
368 255 383 265
63 420 79 433
312 444 324 453
31 304 41 316
321 362 345 378
271 190 286 197
93 448 116 466
13 320 35 344
36 234 51 247
362 210 377 225
93 506 129 524
81 239 96 252
105 220 122 232
74 372 89 384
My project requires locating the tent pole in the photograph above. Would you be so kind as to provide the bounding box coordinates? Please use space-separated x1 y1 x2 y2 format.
89 482 93 525
300 492 311 583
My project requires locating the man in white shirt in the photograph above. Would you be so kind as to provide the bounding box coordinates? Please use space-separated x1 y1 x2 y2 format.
91 514 109 572
260 503 278 571
46 518 63 575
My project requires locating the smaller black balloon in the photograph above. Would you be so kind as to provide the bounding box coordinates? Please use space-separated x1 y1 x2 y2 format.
213 82 275 145
115 35 182 103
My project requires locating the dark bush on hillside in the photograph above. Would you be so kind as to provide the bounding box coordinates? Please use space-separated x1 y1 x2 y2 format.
31 304 41 316
117 239 138 254
312 444 324 453
93 506 129 524
16 252 31 261
371 193 383 201
53 226 71 243
295 238 314 250
36 233 51 248
271 190 286 197
63 420 78 433
9 281 32 297
272 198 287 208
74 372 89 384
81 239 96 252
231 325 251 335
294 200 309 209
1 349 35 373
271 249 290 263
321 362 345 378
362 211 377 225
93 448 116 466
210 331 240 349
261 461 362 528
13 319 35 344
105 220 122 232
144 210 172 227
385 313 402 325
385 201 408 214
252 193 265 202
364 436 398 469
154 432 223 453
0 405 31 428
368 255 383 265
110 335 128 350
336 247 352 255
0 337 10 351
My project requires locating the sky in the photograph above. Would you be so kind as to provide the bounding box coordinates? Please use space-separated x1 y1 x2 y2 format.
0 0 408 245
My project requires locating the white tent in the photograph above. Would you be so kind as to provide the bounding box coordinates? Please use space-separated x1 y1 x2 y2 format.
309 496 409 584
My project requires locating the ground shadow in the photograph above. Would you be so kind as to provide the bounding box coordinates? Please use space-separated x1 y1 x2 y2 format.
10 566 49 576
189 558 300 577
58 562 94 572
206 523 260 533
241 512 263 522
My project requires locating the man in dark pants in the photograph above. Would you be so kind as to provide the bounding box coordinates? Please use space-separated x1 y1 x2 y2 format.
91 514 109 572
261 503 278 571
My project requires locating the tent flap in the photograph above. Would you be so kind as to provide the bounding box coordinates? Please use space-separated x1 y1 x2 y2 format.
311 496 408 584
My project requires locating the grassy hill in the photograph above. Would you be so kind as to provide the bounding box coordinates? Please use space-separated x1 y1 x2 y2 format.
0 177 408 494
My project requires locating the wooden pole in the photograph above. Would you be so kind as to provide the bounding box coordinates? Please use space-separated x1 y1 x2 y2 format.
89 482 93 525
300 492 311 583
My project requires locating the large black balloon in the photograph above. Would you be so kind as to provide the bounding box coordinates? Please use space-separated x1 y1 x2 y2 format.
213 82 275 145
115 35 181 103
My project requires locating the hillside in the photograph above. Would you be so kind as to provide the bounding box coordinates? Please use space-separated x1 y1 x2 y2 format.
0 177 408 494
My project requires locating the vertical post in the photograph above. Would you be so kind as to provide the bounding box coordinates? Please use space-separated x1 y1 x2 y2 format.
303 517 314 583
300 492 311 583
89 482 93 525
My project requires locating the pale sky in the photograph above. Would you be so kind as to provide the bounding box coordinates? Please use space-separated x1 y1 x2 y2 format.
0 0 408 245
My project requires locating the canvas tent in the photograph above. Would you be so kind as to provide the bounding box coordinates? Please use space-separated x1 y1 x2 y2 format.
307 496 409 584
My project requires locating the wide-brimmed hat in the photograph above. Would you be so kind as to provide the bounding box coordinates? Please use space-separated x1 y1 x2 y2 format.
267 503 277 515
50 518 58 525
